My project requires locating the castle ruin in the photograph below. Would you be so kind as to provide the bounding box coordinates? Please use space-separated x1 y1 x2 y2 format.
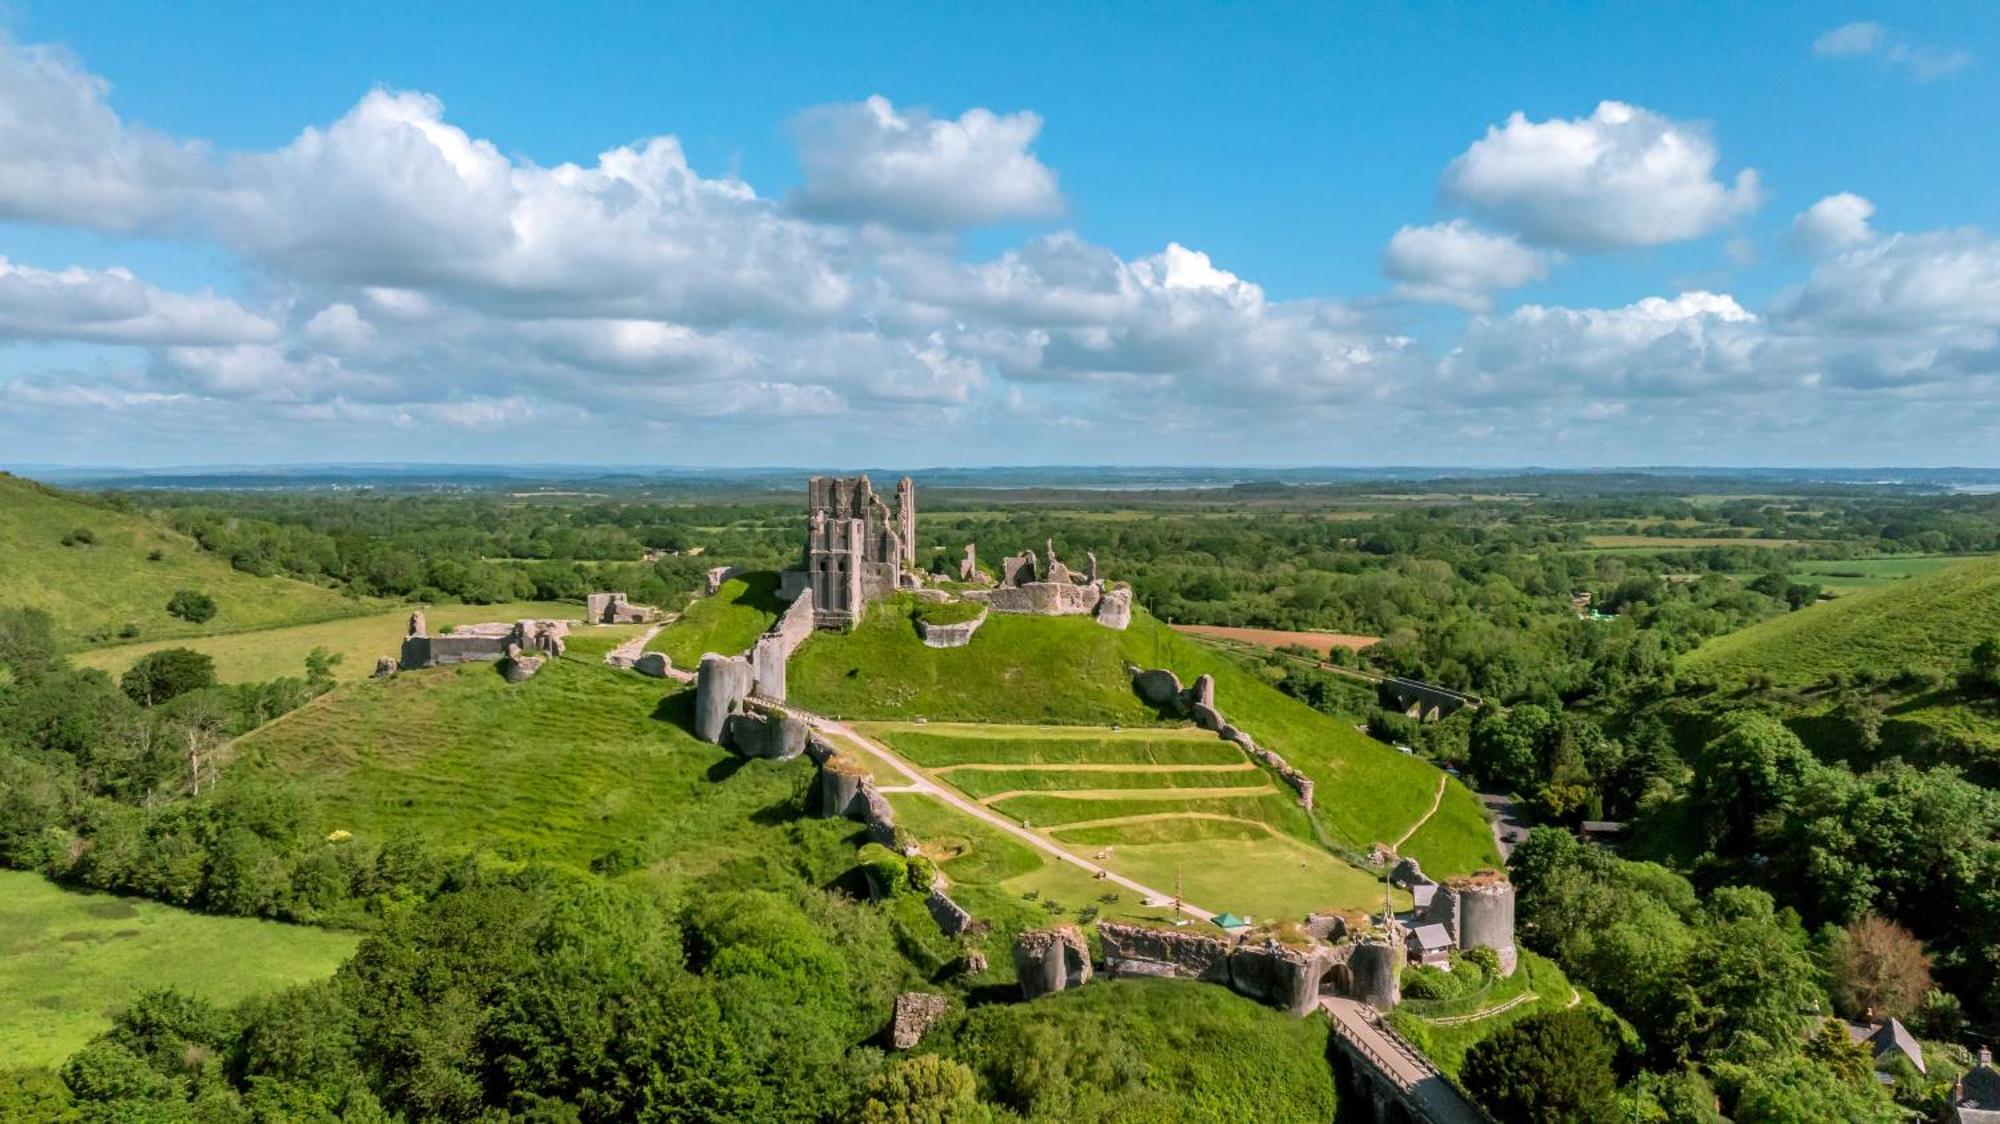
780 475 917 630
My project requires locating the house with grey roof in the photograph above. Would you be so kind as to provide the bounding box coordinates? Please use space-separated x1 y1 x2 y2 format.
1845 1016 1925 1079
1952 1046 2000 1124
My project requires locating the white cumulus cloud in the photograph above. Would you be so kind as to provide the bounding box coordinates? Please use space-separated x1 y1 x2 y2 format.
0 258 275 345
1441 101 1762 250
0 37 215 231
790 95 1063 229
1791 193 1877 255
1382 221 1556 310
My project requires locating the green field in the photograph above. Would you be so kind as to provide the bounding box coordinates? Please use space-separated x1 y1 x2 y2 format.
1792 554 1995 596
794 606 1500 876
0 473 378 646
231 656 837 875
1685 554 2000 688
0 869 358 1067
75 601 582 684
646 571 782 665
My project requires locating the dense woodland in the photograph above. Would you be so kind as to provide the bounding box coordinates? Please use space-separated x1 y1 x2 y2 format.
9 474 2000 1120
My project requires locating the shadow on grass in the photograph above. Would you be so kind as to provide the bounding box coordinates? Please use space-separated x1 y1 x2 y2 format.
650 689 700 736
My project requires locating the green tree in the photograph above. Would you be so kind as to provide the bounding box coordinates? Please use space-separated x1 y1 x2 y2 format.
165 589 218 623
1460 1009 1619 1123
859 1055 989 1124
119 647 217 706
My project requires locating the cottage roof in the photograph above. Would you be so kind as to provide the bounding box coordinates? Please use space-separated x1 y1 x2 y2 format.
1411 923 1453 952
1866 1017 1925 1074
1961 1047 2000 1107
1411 883 1438 910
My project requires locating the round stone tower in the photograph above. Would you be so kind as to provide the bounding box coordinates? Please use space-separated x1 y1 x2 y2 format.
1347 939 1404 1010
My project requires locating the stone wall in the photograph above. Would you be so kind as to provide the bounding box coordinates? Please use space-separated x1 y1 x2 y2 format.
691 590 815 747
803 735 978 935
1099 922 1340 1016
1127 666 1316 810
585 592 658 625
1013 925 1092 998
963 541 1129 630
749 589 816 702
1413 871 1518 975
399 618 569 671
916 606 988 648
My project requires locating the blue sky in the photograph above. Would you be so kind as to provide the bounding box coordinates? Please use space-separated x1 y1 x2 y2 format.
2 2 1998 467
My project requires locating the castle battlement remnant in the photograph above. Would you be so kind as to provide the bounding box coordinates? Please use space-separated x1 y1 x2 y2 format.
781 475 916 630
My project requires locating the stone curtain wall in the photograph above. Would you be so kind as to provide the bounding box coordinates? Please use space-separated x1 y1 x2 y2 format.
915 606 987 648
1093 921 1406 1016
693 590 816 748
1128 665 1316 809
800 732 978 938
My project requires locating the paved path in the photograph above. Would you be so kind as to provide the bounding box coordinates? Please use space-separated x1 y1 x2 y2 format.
1322 997 1486 1124
1392 775 1449 849
763 701 1218 922
602 623 666 668
1478 792 1529 858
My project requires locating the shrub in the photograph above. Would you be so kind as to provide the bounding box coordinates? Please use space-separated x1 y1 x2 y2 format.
1461 1009 1619 1122
60 527 96 547
165 590 218 624
146 548 165 562
120 648 217 706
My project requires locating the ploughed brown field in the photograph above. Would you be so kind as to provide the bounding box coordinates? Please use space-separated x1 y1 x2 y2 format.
1171 624 1379 656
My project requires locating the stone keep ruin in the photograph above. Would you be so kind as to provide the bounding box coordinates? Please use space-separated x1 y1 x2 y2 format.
780 475 917 630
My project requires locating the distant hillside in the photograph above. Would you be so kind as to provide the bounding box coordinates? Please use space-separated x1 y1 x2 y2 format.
0 472 375 647
1684 555 2000 688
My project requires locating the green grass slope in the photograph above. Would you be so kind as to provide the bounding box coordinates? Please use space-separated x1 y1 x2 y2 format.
792 602 1500 876
0 473 375 647
646 571 782 665
1685 554 2000 688
230 656 834 877
0 869 357 1067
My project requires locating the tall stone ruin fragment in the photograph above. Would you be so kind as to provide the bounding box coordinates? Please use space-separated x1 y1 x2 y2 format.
782 475 916 630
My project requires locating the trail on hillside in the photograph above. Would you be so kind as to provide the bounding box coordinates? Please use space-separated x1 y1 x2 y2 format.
1391 775 1449 850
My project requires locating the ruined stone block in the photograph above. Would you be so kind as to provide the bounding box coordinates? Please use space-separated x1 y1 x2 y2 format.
633 652 670 678
1013 924 1092 999
372 656 397 679
1094 585 1131 629
891 992 949 1050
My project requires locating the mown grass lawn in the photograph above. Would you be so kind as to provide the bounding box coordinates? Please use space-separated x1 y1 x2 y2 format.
76 601 581 684
0 870 358 1067
863 722 1240 767
938 764 1266 800
1080 835 1401 920
645 571 783 666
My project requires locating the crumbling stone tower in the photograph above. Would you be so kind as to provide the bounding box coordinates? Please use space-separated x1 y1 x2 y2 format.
795 475 912 629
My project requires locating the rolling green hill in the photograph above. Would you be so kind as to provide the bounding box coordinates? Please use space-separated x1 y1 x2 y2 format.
1684 554 2000 688
0 473 376 647
789 598 1500 876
